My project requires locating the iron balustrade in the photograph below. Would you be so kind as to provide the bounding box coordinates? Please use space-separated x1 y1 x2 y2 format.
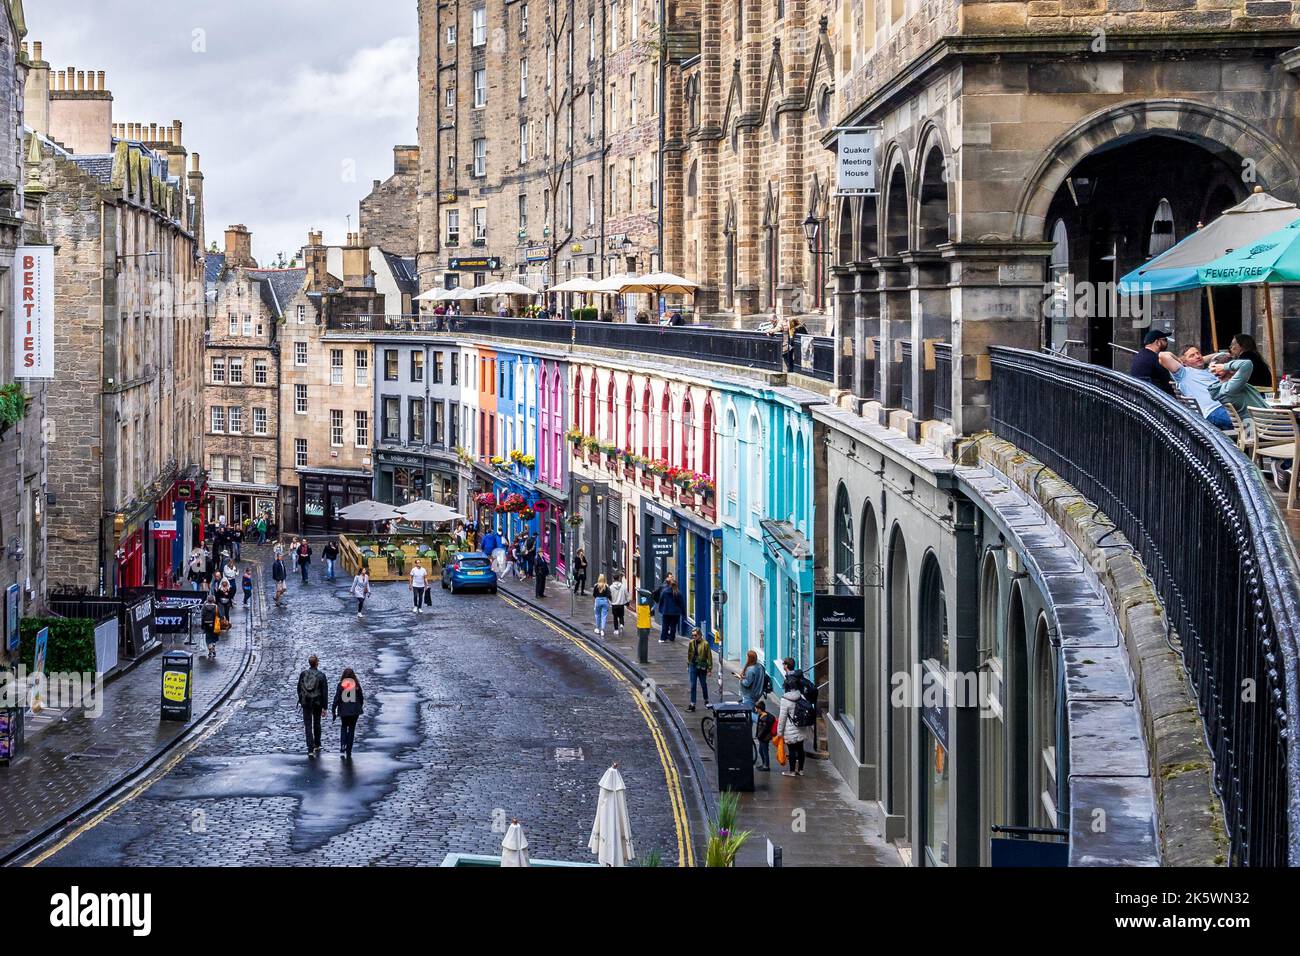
988 346 1300 866
933 342 953 425
447 315 786 370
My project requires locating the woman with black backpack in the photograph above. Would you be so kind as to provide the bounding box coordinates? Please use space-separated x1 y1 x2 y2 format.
331 667 365 759
777 669 814 777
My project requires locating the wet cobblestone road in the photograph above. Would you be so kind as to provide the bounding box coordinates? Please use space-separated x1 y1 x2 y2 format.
40 562 686 866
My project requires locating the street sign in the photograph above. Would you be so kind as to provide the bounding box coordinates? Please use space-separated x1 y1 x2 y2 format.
649 533 675 559
150 519 177 539
834 128 879 197
814 593 866 632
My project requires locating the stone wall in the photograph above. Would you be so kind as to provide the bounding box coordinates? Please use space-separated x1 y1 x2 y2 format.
360 145 419 256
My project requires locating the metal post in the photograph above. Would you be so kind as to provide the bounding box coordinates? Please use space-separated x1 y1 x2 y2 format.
636 589 651 664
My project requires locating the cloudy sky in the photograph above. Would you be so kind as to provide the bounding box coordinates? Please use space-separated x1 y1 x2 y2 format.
28 0 418 263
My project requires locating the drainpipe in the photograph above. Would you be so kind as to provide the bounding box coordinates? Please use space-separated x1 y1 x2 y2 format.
656 0 666 274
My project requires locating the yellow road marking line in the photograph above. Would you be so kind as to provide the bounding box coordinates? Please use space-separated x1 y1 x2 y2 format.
501 595 695 867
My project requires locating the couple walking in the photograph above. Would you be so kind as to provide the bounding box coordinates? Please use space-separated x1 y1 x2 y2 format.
296 654 366 759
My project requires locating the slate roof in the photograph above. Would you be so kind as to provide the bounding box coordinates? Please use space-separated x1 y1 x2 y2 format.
248 268 307 318
381 251 418 296
204 253 226 286
70 154 114 183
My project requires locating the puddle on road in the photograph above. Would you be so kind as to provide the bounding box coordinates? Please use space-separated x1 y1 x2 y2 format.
148 640 425 853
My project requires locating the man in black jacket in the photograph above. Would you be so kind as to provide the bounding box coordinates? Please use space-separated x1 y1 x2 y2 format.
322 539 340 580
297 655 329 756
534 552 550 598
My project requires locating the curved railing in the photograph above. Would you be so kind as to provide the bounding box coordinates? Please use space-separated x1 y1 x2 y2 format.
988 347 1300 866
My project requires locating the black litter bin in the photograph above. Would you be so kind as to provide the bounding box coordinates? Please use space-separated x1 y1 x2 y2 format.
160 651 193 722
711 702 754 792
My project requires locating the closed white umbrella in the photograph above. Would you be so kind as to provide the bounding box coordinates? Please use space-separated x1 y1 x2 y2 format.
336 500 404 522
501 819 531 867
396 499 466 524
588 764 635 867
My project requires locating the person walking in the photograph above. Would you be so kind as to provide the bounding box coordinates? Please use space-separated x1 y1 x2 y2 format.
271 552 287 604
199 595 219 659
215 576 234 626
656 579 686 643
255 513 268 545
297 539 312 583
230 523 243 563
241 566 254 607
592 574 612 638
352 568 371 617
323 539 340 580
297 655 329 757
289 536 301 573
608 572 630 636
686 627 712 712
187 548 205 592
534 551 550 598
222 556 239 586
754 700 776 772
777 670 814 777
331 667 365 760
409 559 429 613
573 548 588 595
505 536 520 580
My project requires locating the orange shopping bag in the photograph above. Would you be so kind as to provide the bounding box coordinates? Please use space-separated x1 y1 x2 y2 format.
774 735 787 766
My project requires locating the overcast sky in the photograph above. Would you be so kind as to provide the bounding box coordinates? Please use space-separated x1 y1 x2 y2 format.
28 0 418 264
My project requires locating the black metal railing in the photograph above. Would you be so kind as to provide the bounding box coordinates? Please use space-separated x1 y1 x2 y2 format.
988 347 1300 866
933 342 953 424
869 337 882 402
449 315 785 371
900 340 914 413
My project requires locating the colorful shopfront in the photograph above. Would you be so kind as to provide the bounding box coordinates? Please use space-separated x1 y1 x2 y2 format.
639 497 720 643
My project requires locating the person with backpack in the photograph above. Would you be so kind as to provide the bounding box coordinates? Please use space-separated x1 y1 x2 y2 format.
297 539 312 583
200 595 219 659
656 579 686 643
754 700 776 772
323 539 340 580
608 571 630 636
777 669 815 777
271 552 287 604
686 627 712 712
534 551 550 598
783 657 818 707
331 667 365 759
297 655 329 757
352 568 371 617
241 566 254 607
215 576 234 627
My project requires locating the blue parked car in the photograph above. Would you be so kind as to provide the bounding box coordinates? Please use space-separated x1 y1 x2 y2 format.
441 551 498 594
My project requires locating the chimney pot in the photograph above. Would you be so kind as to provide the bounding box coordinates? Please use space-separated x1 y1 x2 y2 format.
77 71 86 91
191 152 201 172
97 71 105 91
33 41 42 62
150 123 157 141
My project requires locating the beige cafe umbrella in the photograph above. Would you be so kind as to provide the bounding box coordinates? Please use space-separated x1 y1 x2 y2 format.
588 763 635 867
592 272 639 294
617 271 700 296
412 288 443 302
484 280 539 297
501 819 531 867
335 500 404 522
549 276 602 293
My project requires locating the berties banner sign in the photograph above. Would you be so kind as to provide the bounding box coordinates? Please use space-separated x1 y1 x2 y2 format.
14 245 54 378
834 129 879 197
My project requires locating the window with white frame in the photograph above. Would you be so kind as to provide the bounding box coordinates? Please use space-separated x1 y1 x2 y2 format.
630 73 638 125
330 348 344 385
254 358 267 384
519 194 528 231
747 413 764 528
228 315 238 336
519 122 529 164
355 410 369 448
228 406 243 434
610 0 620 49
521 1 529 32
473 207 487 242
296 304 306 323
629 156 637 208
227 457 242 483
242 314 253 336
445 85 455 108
631 0 639 39
295 438 308 467
724 408 739 520
520 58 528 98
588 14 595 59
229 358 244 384
253 407 268 435
294 341 307 366
472 7 487 45
473 69 486 108
446 208 460 245
609 86 618 132
253 457 267 485
295 383 307 414
209 455 225 482
211 357 226 384
330 409 344 446
473 138 486 176
446 24 456 44
355 349 369 385
211 406 225 433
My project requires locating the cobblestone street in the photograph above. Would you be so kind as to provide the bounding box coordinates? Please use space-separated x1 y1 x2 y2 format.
39 559 691 866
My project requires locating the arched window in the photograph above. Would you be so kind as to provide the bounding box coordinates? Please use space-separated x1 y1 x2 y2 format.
624 379 634 451
660 387 671 461
833 483 854 592
588 370 597 438
702 398 714 482
1047 219 1070 353
919 552 948 670
1148 198 1175 259
573 373 583 434
681 392 695 471
641 383 652 457
606 376 616 443
978 550 1005 866
1033 615 1061 829
746 412 763 525
794 428 805 531
724 407 739 520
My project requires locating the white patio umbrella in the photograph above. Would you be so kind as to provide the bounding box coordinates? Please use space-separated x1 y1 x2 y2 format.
336 500 404 522
618 271 700 296
488 280 539 297
396 499 466 524
588 764 635 867
549 276 601 293
446 287 481 300
501 819 531 867
592 272 639 294
473 281 503 296
413 288 443 301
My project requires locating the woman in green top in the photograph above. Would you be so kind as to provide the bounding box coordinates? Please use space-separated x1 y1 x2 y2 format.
1208 359 1268 413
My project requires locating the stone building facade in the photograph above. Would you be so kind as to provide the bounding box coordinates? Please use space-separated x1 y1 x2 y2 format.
359 145 419 257
202 225 292 529
416 0 663 300
26 49 205 594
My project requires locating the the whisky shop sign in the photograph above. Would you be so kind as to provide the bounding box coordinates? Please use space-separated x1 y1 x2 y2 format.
449 257 500 271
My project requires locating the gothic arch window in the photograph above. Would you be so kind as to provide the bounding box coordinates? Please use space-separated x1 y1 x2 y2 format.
687 77 701 129
606 376 616 442
763 185 780 310
660 386 671 461
682 391 695 471
641 382 652 457
885 525 911 816
1148 198 1175 259
724 405 739 520
1032 614 1061 828
574 373 584 433
624 378 634 450
587 369 597 434
919 551 948 670
723 202 737 309
702 397 715 483
979 549 1005 867
834 482 854 591
1047 219 1070 352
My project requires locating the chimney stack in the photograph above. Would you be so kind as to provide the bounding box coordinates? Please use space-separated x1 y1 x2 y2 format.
34 41 42 62
97 71 105 91
191 152 201 172
224 224 257 269
304 228 330 290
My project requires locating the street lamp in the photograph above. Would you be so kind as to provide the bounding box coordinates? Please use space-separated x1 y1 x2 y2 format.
802 212 820 252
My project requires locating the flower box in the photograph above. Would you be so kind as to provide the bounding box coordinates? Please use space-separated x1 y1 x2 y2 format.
623 465 636 481
640 473 656 492
701 501 717 522
679 490 695 508
662 483 677 502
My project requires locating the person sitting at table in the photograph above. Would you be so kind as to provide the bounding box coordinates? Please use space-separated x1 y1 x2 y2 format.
1129 328 1176 395
1158 345 1234 429
1208 358 1268 414
1207 333 1273 390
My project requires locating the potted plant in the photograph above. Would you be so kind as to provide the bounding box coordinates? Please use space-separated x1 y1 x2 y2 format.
704 791 751 867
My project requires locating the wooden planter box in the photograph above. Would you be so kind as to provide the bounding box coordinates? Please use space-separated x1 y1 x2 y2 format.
701 500 717 522
679 489 695 508
622 465 636 481
640 473 657 492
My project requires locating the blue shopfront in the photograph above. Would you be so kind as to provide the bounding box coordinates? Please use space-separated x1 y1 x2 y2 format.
489 469 542 540
639 497 720 644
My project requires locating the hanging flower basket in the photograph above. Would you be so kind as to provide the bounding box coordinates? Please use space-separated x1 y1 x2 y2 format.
474 492 497 508
533 500 550 513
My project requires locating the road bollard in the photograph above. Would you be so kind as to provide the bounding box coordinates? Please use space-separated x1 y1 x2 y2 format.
636 589 652 664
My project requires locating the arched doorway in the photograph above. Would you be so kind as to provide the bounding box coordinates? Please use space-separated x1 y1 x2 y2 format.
918 551 950 866
1031 614 1063 831
859 503 880 786
978 551 1005 866
916 145 950 250
884 163 909 256
832 484 858 741
885 524 911 822
1005 581 1030 829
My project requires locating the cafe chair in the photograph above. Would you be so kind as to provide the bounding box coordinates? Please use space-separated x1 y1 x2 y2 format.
1221 402 1250 455
1247 406 1300 509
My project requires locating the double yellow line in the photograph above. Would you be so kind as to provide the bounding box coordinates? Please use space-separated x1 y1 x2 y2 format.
501 595 695 867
